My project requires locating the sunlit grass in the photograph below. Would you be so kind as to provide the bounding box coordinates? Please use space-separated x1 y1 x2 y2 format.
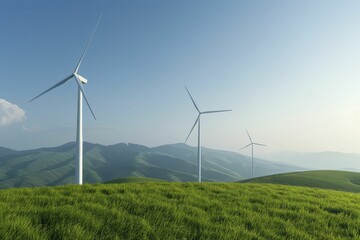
0 182 359 239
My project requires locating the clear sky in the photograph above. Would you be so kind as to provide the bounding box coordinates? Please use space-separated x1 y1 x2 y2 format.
2 0 360 155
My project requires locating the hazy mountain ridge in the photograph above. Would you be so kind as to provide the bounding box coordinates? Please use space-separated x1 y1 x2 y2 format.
0 147 17 157
266 151 360 172
0 142 301 189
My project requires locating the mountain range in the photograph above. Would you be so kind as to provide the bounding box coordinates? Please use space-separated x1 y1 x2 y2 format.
265 151 360 172
0 142 301 189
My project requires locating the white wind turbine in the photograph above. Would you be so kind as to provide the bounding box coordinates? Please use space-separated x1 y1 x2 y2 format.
29 14 103 185
240 130 266 178
185 86 231 182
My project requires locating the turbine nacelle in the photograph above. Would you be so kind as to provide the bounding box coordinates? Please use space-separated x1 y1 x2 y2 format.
74 73 88 84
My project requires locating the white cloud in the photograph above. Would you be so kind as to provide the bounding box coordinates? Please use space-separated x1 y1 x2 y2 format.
0 99 26 126
22 125 44 132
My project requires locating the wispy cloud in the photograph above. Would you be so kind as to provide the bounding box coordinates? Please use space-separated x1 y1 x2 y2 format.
0 99 25 126
22 125 45 132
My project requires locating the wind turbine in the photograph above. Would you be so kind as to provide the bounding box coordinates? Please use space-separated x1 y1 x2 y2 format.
29 14 103 185
240 130 266 178
184 86 231 182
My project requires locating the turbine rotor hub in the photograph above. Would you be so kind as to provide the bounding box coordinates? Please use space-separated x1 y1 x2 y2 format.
74 73 88 84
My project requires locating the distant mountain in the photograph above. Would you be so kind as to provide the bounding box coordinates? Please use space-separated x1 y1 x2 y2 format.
242 170 360 193
266 151 360 172
0 142 301 189
0 146 17 157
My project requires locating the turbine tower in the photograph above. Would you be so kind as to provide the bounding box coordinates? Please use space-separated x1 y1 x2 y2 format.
240 130 266 178
185 86 231 182
29 14 102 185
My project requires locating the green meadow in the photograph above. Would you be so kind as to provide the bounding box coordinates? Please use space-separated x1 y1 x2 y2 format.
243 170 360 193
106 176 165 183
0 182 359 239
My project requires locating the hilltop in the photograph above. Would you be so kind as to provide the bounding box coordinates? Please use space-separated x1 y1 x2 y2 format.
242 170 360 192
0 182 359 239
0 142 300 189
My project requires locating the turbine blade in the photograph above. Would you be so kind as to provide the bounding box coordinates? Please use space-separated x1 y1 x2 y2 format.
246 129 253 143
185 86 200 113
253 143 267 146
74 12 103 73
202 109 232 114
29 74 73 102
74 74 96 120
185 115 200 143
239 143 252 150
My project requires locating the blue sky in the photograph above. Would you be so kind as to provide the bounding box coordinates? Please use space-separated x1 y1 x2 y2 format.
2 1 360 155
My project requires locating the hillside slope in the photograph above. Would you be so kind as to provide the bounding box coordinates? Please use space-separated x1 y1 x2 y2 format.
242 170 360 192
0 142 300 189
0 183 359 239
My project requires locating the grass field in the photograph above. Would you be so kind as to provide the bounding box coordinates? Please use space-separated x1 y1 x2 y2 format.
0 182 360 239
242 170 360 193
105 176 166 183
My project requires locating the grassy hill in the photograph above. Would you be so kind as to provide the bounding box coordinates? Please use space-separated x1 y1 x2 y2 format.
242 170 360 192
0 142 301 189
0 182 359 239
106 176 166 183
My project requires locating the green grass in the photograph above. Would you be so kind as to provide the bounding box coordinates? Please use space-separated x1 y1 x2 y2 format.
105 176 166 183
0 182 360 239
242 170 360 193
